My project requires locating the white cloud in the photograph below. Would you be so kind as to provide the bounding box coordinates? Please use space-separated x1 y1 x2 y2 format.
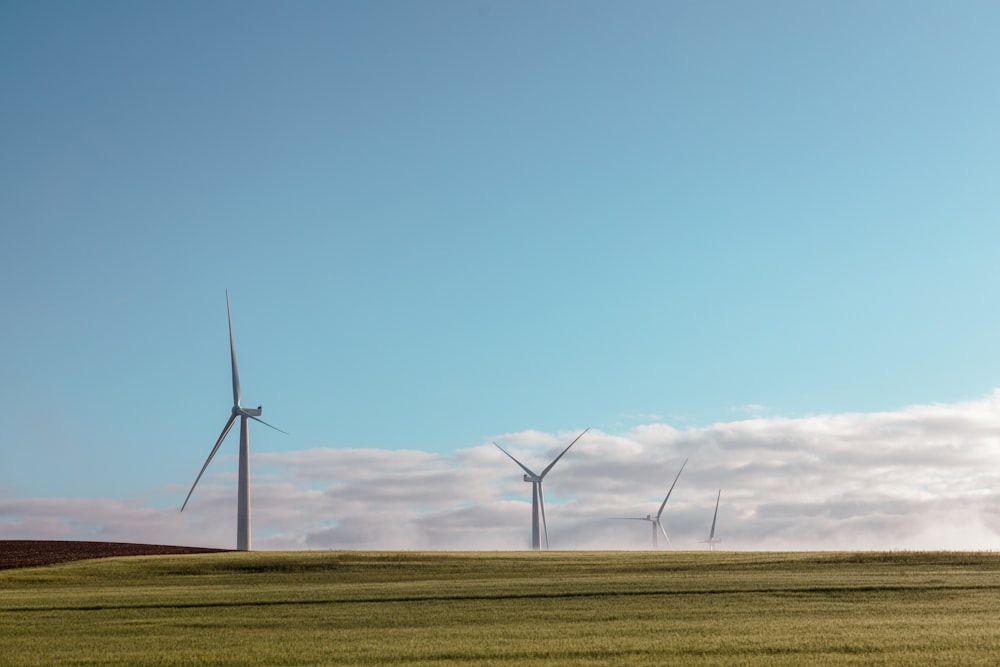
731 403 769 417
5 392 1000 551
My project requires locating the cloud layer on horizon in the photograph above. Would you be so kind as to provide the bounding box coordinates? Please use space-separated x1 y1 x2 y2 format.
5 392 1000 551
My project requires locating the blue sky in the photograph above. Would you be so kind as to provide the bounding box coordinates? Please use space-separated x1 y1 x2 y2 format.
3 1 1000 550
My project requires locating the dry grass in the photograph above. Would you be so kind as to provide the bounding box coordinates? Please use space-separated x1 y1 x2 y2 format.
3 549 1000 665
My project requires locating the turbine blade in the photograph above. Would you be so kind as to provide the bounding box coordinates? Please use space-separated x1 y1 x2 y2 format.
658 519 670 545
656 458 688 519
181 413 237 511
227 290 241 407
539 484 549 550
493 442 539 478
248 415 288 435
539 427 589 479
709 489 721 539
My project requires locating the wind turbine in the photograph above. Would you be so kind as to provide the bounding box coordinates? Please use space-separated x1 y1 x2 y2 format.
701 489 722 551
181 290 284 551
617 459 687 549
494 428 589 551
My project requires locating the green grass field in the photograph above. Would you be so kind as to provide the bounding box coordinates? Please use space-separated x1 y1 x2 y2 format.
3 550 1000 665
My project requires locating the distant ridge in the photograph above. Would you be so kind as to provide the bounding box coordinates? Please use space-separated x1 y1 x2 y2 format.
0 540 229 570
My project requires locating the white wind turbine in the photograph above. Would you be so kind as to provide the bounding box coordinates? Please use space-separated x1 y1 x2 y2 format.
494 428 589 551
618 459 687 549
181 290 285 551
701 489 722 551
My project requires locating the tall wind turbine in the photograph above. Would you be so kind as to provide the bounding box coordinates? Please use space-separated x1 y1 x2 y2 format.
618 459 687 549
701 489 722 551
494 428 589 551
181 290 284 551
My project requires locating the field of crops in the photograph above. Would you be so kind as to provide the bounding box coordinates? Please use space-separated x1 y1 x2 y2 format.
3 549 1000 665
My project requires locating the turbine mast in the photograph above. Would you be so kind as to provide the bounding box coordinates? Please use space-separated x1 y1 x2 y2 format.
237 415 251 551
531 483 541 550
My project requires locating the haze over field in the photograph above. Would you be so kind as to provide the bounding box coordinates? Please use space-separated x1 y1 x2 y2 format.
3 2 1000 550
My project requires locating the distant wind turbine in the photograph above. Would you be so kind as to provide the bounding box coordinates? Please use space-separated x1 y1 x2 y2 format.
494 428 589 551
617 459 687 549
701 489 722 551
181 290 285 551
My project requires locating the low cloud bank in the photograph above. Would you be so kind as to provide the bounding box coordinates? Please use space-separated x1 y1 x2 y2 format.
5 392 1000 550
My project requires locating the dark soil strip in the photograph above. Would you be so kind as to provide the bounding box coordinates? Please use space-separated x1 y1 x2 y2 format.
0 540 229 570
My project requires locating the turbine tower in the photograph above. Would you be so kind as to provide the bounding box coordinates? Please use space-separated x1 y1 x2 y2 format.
618 459 687 549
494 428 589 551
701 489 722 551
181 290 284 551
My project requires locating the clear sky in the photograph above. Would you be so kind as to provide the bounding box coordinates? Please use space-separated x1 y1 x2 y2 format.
3 1 1000 550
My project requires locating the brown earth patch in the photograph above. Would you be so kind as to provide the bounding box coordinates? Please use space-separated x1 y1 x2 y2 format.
0 540 229 570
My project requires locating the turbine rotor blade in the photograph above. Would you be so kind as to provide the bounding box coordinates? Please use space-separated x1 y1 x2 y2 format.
539 427 589 479
248 415 288 434
181 413 238 511
227 290 241 407
656 458 688 519
657 519 670 545
709 489 721 539
493 442 539 478
538 484 549 550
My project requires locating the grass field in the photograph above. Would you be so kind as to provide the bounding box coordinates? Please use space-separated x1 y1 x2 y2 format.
3 550 1000 665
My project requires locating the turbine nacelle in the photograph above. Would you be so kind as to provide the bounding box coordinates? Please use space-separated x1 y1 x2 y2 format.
235 405 263 417
523 474 541 483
